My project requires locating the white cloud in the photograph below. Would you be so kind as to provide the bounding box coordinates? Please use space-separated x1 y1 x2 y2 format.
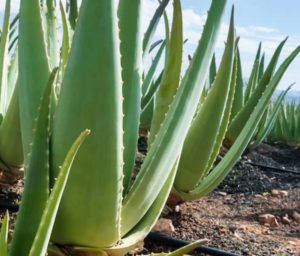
249 25 279 34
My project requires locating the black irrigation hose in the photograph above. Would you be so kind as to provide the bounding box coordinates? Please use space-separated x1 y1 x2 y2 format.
247 161 300 175
0 202 19 212
147 232 240 256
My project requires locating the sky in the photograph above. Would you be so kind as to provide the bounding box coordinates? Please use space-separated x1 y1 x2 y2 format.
178 0 300 92
1 0 300 92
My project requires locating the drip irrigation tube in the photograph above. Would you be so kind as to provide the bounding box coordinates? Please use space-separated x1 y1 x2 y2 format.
247 161 300 175
0 202 19 212
147 232 240 256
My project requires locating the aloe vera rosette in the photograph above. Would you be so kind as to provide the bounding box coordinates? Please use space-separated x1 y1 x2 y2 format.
48 0 226 253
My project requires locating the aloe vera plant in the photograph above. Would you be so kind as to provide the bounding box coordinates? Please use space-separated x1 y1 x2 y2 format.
171 8 237 200
0 0 23 175
250 84 293 148
1 73 200 256
3 0 227 255
51 0 225 252
268 100 300 147
173 42 300 201
225 39 299 146
169 16 300 202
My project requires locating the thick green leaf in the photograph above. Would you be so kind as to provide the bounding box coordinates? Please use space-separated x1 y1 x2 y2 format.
141 70 163 109
203 51 238 178
0 211 8 256
0 0 11 115
140 97 154 130
65 164 178 256
258 53 265 83
68 0 78 30
6 46 18 104
10 69 57 256
29 130 90 256
142 41 166 96
59 1 70 78
143 0 170 58
209 54 217 87
105 164 177 256
0 85 23 169
174 8 235 192
149 0 183 144
19 0 51 159
51 1 123 247
244 43 261 103
42 0 59 69
230 47 244 120
118 0 143 192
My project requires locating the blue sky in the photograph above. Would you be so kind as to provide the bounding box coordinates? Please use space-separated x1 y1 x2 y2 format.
180 0 300 91
1 0 300 92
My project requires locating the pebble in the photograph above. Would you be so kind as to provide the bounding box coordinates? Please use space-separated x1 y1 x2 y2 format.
174 205 180 212
282 215 292 225
279 190 288 196
271 189 280 196
152 218 175 235
292 211 300 223
271 189 288 197
258 214 279 227
229 225 237 232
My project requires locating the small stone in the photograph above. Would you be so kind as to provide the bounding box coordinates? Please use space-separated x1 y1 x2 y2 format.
229 225 237 232
292 211 300 223
282 215 292 225
271 189 280 196
242 248 249 255
279 190 288 196
152 218 175 235
175 205 180 212
218 191 227 196
259 214 279 227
